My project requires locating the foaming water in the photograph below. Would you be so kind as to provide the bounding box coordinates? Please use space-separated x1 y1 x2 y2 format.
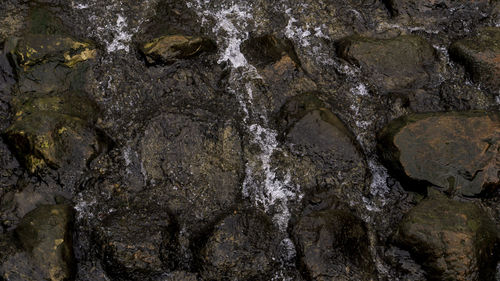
72 0 157 53
188 0 301 232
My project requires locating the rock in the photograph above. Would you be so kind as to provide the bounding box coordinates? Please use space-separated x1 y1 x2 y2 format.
279 93 368 196
292 208 376 281
449 27 500 91
378 111 500 196
1 204 75 281
240 34 317 114
241 34 299 68
5 34 96 94
7 34 96 70
139 35 214 65
385 0 492 35
337 35 438 92
199 209 279 280
95 203 176 280
140 112 242 233
4 94 106 174
160 271 198 281
394 192 499 280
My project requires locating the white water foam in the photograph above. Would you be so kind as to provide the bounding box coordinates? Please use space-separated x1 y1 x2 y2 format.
189 0 301 231
72 0 156 53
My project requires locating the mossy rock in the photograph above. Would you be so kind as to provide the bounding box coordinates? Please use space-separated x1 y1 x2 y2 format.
449 27 500 91
378 111 500 196
4 94 105 174
395 193 499 280
7 34 96 70
139 35 215 65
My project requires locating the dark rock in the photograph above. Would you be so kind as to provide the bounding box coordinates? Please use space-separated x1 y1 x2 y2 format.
139 35 214 65
384 0 492 35
1 204 75 281
139 112 243 233
95 203 176 280
292 208 376 281
199 209 280 280
241 34 299 68
7 34 96 70
160 271 198 281
279 93 368 196
4 94 106 174
337 35 438 92
5 34 96 94
449 27 500 91
394 192 499 280
378 111 500 196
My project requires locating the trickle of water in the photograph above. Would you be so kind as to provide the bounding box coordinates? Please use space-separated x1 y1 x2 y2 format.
188 0 301 232
72 0 157 53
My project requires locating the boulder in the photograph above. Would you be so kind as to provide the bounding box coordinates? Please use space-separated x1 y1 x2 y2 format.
394 192 499 280
449 27 500 91
199 209 279 280
7 34 96 70
140 112 243 233
378 111 500 196
4 94 106 174
1 204 75 281
337 35 437 92
292 208 376 281
5 34 96 94
95 203 176 280
139 35 214 65
279 93 368 195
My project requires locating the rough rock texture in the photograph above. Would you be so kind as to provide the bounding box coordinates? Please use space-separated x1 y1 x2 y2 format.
292 207 376 281
1 204 75 281
95 202 176 280
394 192 499 281
199 209 280 280
1 0 500 280
279 93 368 196
140 112 243 233
140 35 214 65
4 94 105 174
337 35 438 92
385 0 493 36
378 111 500 196
4 34 96 95
450 27 500 92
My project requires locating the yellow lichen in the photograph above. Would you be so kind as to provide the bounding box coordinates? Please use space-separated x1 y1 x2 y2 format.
57 127 68 134
64 48 97 67
53 239 64 250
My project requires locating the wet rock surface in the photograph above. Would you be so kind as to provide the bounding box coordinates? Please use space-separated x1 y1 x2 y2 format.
378 111 500 196
337 35 438 92
292 205 376 280
199 209 280 280
0 0 500 280
1 204 75 281
394 192 499 281
140 35 215 65
139 112 243 234
95 202 176 280
450 27 500 92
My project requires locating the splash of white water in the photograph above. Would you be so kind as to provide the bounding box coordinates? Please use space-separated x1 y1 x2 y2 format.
188 0 301 231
